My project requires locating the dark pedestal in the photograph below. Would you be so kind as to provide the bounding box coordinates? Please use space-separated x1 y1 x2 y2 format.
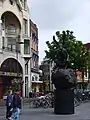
54 89 74 115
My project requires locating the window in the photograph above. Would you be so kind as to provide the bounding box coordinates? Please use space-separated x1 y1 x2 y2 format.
32 76 34 81
84 70 87 78
32 76 38 81
24 39 30 54
6 25 16 34
31 32 33 39
2 37 5 48
24 0 27 9
32 33 35 40
7 37 16 51
31 59 33 68
35 76 38 81
9 0 14 5
2 21 4 30
36 45 38 51
23 19 27 35
25 63 28 74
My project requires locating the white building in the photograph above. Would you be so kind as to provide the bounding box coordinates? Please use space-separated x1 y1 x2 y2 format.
0 0 31 98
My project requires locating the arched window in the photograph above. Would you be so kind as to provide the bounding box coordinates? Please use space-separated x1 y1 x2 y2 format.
6 24 16 34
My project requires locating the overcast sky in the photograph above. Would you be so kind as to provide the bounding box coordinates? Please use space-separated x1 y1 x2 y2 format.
27 0 90 62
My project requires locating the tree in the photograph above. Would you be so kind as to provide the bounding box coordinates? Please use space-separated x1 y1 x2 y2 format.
45 30 88 71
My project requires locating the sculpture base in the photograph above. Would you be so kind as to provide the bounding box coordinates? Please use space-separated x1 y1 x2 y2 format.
54 89 74 115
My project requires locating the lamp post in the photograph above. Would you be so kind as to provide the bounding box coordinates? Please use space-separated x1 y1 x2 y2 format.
16 35 24 95
25 56 32 97
16 39 24 77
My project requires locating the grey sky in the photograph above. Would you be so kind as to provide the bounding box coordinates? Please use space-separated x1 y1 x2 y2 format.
27 0 90 62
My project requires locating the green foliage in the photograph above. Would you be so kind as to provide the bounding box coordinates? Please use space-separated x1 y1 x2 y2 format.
45 30 88 71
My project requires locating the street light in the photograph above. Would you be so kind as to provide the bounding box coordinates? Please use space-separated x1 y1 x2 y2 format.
16 40 24 60
16 35 24 95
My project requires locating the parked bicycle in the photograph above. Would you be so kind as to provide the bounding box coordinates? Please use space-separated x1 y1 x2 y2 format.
32 93 53 108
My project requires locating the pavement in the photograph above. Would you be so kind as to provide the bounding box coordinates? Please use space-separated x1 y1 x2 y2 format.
0 102 90 120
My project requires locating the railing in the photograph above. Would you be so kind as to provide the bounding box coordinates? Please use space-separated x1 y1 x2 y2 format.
2 46 20 53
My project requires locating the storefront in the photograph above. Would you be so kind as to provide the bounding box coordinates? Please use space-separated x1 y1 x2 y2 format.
0 58 23 99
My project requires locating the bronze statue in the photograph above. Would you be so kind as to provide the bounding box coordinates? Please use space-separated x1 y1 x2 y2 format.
52 47 77 114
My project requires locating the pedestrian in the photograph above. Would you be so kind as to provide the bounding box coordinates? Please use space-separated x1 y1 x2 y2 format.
12 90 21 120
6 90 13 120
17 91 22 114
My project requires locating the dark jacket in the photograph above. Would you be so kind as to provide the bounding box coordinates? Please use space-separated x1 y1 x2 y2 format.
6 94 13 107
12 94 21 109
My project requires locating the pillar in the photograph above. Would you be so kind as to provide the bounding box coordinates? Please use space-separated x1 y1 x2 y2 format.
0 19 2 53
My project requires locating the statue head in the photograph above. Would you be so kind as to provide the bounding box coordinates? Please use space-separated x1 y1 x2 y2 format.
54 48 68 68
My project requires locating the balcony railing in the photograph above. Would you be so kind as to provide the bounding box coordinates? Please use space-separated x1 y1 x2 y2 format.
2 46 20 53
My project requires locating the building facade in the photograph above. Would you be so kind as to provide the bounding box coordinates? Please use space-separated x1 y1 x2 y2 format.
0 0 31 98
30 20 42 92
84 43 90 90
40 58 53 92
74 43 90 91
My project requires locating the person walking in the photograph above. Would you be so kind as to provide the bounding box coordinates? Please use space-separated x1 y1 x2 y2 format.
12 90 21 120
17 91 22 114
6 90 13 120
